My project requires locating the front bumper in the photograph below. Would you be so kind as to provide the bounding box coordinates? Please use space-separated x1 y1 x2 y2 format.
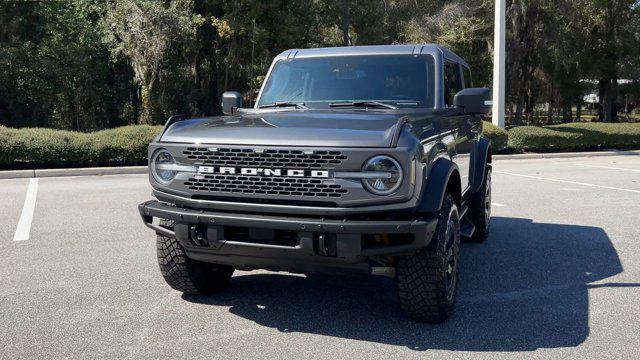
139 200 437 274
153 188 423 216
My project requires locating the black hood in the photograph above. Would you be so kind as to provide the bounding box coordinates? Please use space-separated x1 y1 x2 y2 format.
160 110 406 148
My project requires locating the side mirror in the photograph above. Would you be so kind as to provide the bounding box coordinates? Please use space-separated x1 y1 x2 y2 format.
221 91 243 115
453 88 491 115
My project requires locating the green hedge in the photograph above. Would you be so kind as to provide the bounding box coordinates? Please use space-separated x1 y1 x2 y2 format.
482 121 509 150
0 125 162 168
1 122 639 169
507 122 640 152
90 126 163 165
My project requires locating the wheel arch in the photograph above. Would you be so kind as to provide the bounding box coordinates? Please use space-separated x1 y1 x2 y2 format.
469 138 492 194
416 157 462 214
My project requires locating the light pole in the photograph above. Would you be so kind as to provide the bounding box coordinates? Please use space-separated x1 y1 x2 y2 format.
492 0 506 128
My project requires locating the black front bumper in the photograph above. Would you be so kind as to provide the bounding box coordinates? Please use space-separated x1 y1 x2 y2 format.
139 200 437 274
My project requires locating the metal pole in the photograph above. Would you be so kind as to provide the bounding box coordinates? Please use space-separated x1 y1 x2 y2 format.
492 0 506 128
250 19 256 107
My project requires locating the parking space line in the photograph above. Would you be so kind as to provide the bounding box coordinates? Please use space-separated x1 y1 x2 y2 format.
573 164 640 173
13 178 39 241
494 171 640 194
491 202 505 207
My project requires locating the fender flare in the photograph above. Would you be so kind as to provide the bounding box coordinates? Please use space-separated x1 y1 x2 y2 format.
416 157 461 214
469 138 492 194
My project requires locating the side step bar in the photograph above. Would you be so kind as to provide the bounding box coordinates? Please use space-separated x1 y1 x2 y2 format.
459 205 476 239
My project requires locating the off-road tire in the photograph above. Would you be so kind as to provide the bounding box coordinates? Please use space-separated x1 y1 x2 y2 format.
156 220 234 294
466 165 492 243
396 194 461 323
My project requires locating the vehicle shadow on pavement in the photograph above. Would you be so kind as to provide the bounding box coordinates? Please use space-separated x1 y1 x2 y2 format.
183 216 630 351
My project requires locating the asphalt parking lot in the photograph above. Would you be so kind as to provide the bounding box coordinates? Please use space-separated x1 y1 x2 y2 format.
1 154 639 359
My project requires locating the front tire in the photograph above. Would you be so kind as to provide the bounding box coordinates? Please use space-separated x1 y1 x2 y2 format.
396 194 461 323
156 220 234 294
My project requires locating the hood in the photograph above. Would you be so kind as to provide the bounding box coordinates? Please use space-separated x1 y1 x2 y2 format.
160 110 406 148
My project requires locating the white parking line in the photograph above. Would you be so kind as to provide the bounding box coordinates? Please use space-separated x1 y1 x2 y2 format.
13 178 39 241
573 163 640 173
494 171 640 194
491 202 505 207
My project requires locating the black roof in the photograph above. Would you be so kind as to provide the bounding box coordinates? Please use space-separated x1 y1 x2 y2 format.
275 44 468 67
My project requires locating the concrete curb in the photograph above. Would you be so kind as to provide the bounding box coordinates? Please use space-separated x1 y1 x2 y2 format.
494 149 640 160
0 166 147 179
0 170 36 179
0 150 638 180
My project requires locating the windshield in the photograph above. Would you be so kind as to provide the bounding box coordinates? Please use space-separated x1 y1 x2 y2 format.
257 55 435 109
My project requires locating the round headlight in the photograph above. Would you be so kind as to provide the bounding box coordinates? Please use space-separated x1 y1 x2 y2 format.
151 149 177 184
362 155 403 195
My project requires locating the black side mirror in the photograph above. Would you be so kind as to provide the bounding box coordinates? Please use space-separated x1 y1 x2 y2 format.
453 88 491 115
221 91 243 115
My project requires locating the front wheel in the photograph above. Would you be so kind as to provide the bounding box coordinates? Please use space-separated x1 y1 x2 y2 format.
156 220 234 294
396 194 461 323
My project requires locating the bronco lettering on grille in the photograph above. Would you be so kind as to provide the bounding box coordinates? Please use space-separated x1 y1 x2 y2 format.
198 166 330 178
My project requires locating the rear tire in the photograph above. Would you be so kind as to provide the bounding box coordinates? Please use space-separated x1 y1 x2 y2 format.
156 220 234 294
467 165 492 243
396 194 461 323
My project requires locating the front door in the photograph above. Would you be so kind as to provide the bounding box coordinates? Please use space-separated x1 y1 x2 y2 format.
443 60 472 191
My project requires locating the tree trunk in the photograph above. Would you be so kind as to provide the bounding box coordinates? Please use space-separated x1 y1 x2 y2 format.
140 88 152 125
514 101 524 126
547 83 554 124
562 101 572 123
508 103 514 125
599 78 618 122
132 84 140 125
223 60 229 94
340 0 350 46
576 101 582 121
624 95 629 114
598 1 619 123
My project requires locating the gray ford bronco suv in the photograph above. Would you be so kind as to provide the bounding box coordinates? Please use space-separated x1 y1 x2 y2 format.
139 44 493 323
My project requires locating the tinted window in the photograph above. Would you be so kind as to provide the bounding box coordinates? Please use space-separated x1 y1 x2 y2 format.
462 66 472 88
258 55 435 109
444 61 462 107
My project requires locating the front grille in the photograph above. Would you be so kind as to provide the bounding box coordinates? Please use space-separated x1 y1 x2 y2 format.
185 175 349 198
182 147 347 169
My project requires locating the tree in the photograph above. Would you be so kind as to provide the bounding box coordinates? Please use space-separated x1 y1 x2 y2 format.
0 0 135 130
102 0 197 123
580 0 640 122
400 0 494 87
1 0 639 130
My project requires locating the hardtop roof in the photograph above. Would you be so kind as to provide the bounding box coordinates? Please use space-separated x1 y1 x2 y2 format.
275 44 469 67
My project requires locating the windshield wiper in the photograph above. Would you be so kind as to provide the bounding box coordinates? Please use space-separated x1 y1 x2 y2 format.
329 101 397 110
258 102 308 109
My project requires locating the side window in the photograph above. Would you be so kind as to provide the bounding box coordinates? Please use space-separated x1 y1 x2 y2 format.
462 66 472 88
443 61 462 107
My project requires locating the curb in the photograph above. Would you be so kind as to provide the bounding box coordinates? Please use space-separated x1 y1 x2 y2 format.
494 150 640 160
0 150 638 180
0 170 36 179
0 166 147 180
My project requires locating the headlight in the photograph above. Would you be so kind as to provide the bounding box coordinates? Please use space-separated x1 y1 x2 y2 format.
362 155 403 195
151 149 177 184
